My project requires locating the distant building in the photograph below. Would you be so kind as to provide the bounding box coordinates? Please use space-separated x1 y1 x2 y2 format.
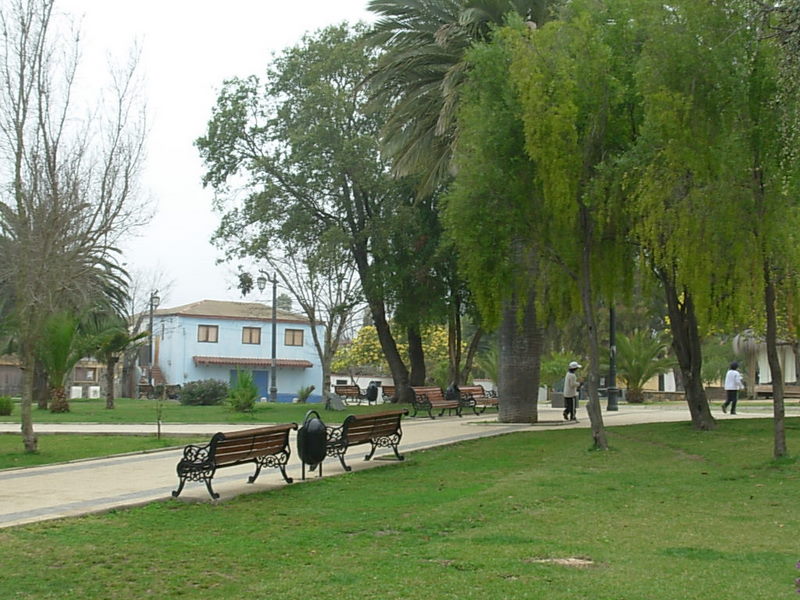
148 299 323 402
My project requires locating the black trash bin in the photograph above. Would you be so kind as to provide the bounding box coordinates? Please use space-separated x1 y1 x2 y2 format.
297 410 328 480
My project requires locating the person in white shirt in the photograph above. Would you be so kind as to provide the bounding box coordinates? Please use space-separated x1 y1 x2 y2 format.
563 361 581 421
722 361 744 414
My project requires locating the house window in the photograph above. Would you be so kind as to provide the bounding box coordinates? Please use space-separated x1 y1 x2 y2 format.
242 327 261 345
74 367 97 382
198 325 219 343
284 329 304 346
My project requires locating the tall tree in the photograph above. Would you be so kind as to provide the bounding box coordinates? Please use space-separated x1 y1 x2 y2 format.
0 0 147 451
197 24 419 402
368 0 553 423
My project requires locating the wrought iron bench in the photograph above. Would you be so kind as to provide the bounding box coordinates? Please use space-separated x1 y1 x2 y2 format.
459 384 499 414
325 409 409 472
172 423 298 499
410 386 462 419
333 384 366 404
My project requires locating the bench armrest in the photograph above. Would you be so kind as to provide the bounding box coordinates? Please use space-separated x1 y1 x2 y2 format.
180 442 212 465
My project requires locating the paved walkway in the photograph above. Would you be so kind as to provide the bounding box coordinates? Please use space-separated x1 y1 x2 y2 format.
0 403 790 529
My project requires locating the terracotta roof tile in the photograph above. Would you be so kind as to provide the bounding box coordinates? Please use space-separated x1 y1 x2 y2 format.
193 356 313 369
154 299 308 324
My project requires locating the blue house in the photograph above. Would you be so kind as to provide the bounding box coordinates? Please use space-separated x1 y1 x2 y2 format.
149 299 323 402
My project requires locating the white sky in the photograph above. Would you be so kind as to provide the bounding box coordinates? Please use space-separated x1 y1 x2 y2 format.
58 0 373 309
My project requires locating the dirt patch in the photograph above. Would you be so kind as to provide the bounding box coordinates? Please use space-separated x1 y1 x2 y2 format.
525 556 595 568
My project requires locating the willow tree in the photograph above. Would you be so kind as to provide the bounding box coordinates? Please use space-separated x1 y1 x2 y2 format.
506 2 641 448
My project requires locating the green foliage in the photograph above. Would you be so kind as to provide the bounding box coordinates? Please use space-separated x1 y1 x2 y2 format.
227 371 258 412
539 351 577 388
296 384 316 404
701 336 735 386
36 311 94 390
0 395 12 416
179 379 229 406
474 345 499 385
616 330 675 403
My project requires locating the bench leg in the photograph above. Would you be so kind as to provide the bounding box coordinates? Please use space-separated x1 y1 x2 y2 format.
171 478 186 498
248 463 263 484
204 477 220 500
278 462 294 484
338 450 352 472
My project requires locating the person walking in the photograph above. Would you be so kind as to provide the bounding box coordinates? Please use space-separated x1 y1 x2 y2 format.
722 361 744 414
563 361 581 421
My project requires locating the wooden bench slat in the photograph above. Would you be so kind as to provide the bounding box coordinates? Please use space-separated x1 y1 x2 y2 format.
325 409 408 472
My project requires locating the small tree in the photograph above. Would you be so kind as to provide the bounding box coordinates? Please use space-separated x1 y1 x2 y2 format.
36 312 94 413
616 331 675 404
228 371 258 412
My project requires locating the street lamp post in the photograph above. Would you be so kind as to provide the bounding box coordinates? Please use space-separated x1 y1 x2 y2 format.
256 273 278 403
148 290 160 388
607 305 619 411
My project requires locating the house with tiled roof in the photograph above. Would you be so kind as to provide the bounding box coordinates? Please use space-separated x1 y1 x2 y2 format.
149 299 323 402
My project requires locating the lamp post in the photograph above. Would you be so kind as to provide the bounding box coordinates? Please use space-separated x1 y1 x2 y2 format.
256 273 278 403
148 290 160 388
607 305 619 411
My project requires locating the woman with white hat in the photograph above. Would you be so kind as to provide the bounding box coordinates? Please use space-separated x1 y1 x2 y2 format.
563 361 581 421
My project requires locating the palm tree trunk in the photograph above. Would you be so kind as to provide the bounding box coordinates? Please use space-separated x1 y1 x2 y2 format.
105 355 118 409
49 386 70 413
498 287 542 423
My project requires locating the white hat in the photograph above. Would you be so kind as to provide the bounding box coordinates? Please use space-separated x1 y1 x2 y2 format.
568 361 581 369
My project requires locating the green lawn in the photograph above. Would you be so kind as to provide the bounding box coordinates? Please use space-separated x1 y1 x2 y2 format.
0 397 386 425
1 418 798 599
0 434 206 469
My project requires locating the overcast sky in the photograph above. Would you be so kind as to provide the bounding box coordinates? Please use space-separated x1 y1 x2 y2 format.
58 0 373 309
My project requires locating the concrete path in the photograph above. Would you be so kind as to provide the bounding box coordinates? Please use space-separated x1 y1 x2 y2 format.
0 403 790 529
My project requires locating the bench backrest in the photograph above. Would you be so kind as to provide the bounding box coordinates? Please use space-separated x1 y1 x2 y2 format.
459 385 486 397
342 410 407 444
382 385 396 397
411 386 447 403
334 385 362 396
210 424 297 467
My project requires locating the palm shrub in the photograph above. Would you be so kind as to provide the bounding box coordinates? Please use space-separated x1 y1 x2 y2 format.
227 370 258 412
296 384 315 404
0 396 12 416
179 379 228 406
616 330 676 403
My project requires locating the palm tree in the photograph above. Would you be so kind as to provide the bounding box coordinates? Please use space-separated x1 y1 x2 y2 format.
35 312 95 413
616 331 675 404
90 316 148 409
368 0 548 191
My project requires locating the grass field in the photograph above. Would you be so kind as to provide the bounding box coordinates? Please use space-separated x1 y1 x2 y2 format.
0 397 380 426
1 417 798 599
0 435 206 470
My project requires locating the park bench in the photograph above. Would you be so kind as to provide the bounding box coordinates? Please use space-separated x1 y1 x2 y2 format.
459 384 499 414
410 386 462 419
334 384 367 404
382 385 396 402
171 423 298 499
755 384 800 399
324 409 409 472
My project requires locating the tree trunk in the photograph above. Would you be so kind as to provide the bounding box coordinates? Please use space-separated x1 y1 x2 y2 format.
764 262 787 458
407 325 426 386
448 300 462 385
19 347 37 452
578 205 607 450
49 385 70 413
105 355 118 409
660 270 716 430
459 328 483 385
34 359 48 410
498 287 542 423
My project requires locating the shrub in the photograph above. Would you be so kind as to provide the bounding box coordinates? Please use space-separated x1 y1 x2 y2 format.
0 396 13 416
228 370 258 412
296 384 315 404
178 379 228 406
